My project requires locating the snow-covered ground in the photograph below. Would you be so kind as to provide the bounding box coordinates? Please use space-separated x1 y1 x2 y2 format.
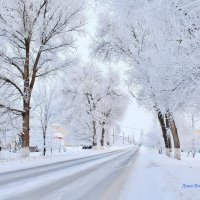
0 146 137 200
118 147 200 200
1 146 200 200
0 146 125 173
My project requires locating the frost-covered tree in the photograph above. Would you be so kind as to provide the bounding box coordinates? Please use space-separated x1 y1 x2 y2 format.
92 0 200 160
63 64 128 148
63 64 103 147
183 136 200 158
33 81 59 156
145 130 163 154
0 0 86 156
98 69 128 147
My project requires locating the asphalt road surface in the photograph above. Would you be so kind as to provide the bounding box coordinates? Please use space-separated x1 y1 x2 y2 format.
0 147 138 200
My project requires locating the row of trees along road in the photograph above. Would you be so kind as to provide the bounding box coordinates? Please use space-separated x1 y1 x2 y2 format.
2 0 200 159
0 0 128 157
93 0 200 160
63 64 128 148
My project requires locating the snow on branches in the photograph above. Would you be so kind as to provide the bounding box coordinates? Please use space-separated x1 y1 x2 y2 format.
92 0 200 159
0 0 86 156
63 64 128 147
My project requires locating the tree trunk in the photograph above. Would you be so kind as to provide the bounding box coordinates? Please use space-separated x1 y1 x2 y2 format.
157 111 172 157
22 99 30 157
100 127 105 147
22 39 31 157
165 114 172 157
168 113 181 160
92 121 97 147
43 135 46 156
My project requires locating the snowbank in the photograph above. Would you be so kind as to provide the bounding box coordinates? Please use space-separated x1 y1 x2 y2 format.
0 146 125 173
118 146 200 200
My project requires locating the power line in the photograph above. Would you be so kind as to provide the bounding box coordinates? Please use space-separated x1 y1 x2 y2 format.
120 125 150 131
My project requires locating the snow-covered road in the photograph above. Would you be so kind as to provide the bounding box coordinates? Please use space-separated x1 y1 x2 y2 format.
0 147 138 200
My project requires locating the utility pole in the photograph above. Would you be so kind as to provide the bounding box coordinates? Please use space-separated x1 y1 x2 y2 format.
132 132 135 144
128 135 130 144
192 114 195 134
123 132 125 145
4 128 7 150
112 126 115 145
191 113 195 145
140 130 144 145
